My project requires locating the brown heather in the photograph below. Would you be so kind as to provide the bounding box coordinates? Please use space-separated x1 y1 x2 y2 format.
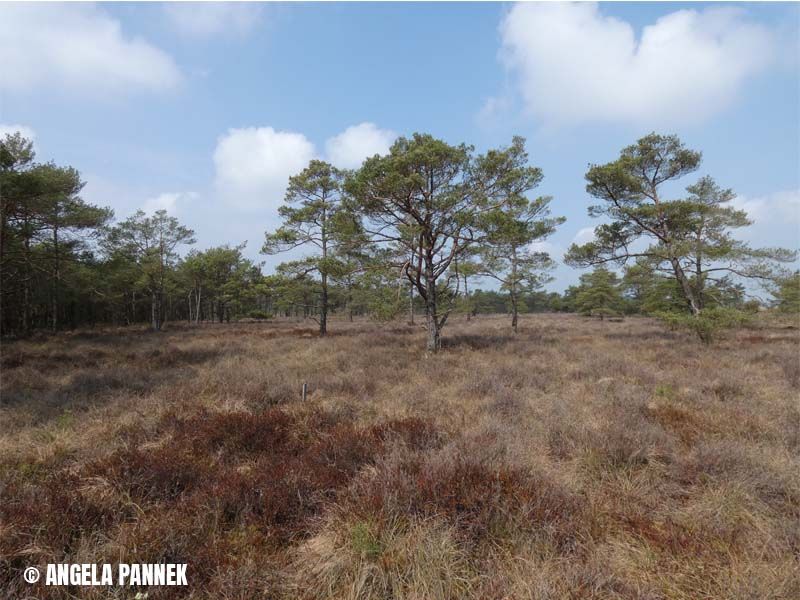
1 313 798 599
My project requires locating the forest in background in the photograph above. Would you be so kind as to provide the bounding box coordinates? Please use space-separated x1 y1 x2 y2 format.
1 131 797 348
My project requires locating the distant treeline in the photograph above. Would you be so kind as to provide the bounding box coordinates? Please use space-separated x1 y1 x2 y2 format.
2 131 797 345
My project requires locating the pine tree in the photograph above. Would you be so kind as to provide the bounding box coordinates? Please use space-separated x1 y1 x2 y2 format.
775 272 800 313
574 267 623 319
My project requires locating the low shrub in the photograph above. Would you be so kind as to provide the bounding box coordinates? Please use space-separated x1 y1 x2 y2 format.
342 446 586 548
655 307 751 344
0 409 445 595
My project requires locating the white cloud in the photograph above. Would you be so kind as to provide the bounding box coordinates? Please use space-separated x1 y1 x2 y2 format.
213 127 316 211
164 3 263 38
325 122 396 169
731 189 800 226
476 95 514 128
496 3 775 126
0 124 36 142
0 4 181 95
730 190 800 255
529 240 561 256
572 227 597 245
213 123 396 214
213 122 397 212
143 191 198 215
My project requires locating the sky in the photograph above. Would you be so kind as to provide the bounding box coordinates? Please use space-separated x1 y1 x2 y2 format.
1 1 798 292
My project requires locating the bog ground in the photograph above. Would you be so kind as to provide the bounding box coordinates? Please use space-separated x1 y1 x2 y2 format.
1 314 799 599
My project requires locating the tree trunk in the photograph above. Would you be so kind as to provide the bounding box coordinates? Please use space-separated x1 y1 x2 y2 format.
671 257 701 316
51 225 59 331
151 291 159 331
0 199 6 335
464 273 470 321
426 311 441 352
424 264 441 352
320 272 328 336
319 202 329 336
347 279 354 322
409 283 415 325
511 249 519 333
194 286 201 325
694 238 706 311
511 291 519 333
22 214 30 335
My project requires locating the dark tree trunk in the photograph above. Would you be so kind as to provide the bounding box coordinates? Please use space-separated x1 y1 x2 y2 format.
671 257 701 316
151 291 159 331
511 292 519 333
320 272 328 336
464 273 471 321
424 264 441 352
511 251 519 333
51 225 59 331
409 283 415 325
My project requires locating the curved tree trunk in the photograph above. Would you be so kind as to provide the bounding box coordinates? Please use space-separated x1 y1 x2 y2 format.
671 257 701 316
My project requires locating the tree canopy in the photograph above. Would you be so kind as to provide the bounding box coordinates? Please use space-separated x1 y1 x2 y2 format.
565 133 795 317
346 134 560 350
2 129 795 347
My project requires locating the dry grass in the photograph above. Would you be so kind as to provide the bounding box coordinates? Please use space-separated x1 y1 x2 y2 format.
1 314 798 599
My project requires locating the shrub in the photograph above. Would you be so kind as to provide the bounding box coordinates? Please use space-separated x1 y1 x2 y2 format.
0 407 446 596
343 446 585 548
655 307 751 344
90 445 210 502
0 473 121 591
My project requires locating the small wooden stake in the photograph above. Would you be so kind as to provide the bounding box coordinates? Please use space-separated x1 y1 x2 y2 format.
302 382 308 402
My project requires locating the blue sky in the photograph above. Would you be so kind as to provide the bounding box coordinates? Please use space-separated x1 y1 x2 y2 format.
1 2 798 291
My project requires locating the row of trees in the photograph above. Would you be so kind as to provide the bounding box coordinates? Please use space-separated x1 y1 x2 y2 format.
263 133 795 348
1 132 286 334
263 137 564 348
1 131 796 349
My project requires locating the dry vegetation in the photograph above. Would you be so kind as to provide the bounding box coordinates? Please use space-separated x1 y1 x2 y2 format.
1 314 799 599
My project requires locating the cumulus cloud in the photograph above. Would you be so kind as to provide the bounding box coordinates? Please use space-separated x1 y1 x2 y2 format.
731 189 800 225
729 189 800 254
495 3 775 126
0 4 181 95
213 127 316 211
0 124 36 142
572 227 597 245
529 240 561 255
325 122 396 169
143 191 198 215
164 3 263 38
476 95 514 128
213 122 396 212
